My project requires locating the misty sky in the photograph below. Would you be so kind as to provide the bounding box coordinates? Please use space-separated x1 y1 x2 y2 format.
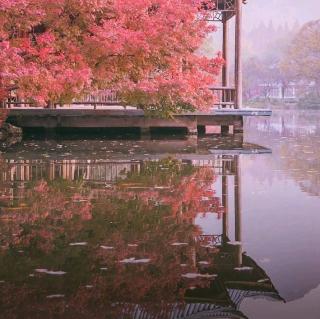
244 0 320 28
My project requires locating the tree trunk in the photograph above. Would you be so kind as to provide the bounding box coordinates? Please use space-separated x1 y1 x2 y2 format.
46 101 54 109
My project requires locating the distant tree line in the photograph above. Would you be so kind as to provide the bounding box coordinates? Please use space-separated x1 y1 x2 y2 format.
243 20 320 107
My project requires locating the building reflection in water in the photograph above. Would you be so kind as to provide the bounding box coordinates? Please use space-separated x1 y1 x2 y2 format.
0 140 284 319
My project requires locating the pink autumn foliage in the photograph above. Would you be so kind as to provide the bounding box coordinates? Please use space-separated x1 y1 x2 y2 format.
0 180 92 252
0 0 222 109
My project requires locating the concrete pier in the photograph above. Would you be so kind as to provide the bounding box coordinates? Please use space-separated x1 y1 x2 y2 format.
6 109 271 136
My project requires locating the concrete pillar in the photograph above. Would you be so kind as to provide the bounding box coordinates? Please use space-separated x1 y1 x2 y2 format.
197 125 206 135
140 127 151 139
233 117 244 134
235 0 243 109
45 128 57 139
221 125 230 136
234 133 244 148
187 122 198 136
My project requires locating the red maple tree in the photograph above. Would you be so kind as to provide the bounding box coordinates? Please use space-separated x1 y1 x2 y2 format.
0 0 223 113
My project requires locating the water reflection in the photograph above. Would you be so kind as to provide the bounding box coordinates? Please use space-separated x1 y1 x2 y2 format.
242 111 320 313
0 138 282 319
245 110 320 198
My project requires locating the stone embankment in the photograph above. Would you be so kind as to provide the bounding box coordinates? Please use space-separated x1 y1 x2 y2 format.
0 110 22 148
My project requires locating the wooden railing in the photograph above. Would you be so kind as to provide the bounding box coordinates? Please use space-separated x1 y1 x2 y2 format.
210 86 236 109
2 90 121 109
1 157 237 184
80 90 121 106
2 87 237 109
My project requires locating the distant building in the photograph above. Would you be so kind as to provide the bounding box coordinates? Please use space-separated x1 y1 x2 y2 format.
258 82 297 100
247 81 316 102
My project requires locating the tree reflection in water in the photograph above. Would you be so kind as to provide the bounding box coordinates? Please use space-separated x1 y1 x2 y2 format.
0 159 218 317
0 156 282 319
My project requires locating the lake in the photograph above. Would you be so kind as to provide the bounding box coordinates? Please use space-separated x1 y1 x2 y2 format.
0 110 319 319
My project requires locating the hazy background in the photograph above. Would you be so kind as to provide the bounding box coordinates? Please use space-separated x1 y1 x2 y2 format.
203 0 320 57
244 0 320 28
200 0 320 107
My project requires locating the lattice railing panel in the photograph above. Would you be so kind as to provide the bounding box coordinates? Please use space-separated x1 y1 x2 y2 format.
210 87 236 109
205 0 236 21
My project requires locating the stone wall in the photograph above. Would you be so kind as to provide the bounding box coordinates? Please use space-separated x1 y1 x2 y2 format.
0 109 9 128
0 110 22 148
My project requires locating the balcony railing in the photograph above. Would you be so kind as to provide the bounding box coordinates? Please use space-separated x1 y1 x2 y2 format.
210 86 236 109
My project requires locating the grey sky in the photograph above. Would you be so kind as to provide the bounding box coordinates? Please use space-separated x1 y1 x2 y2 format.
244 0 320 28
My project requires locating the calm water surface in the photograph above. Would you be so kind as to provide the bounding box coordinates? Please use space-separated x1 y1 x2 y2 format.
0 110 319 319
